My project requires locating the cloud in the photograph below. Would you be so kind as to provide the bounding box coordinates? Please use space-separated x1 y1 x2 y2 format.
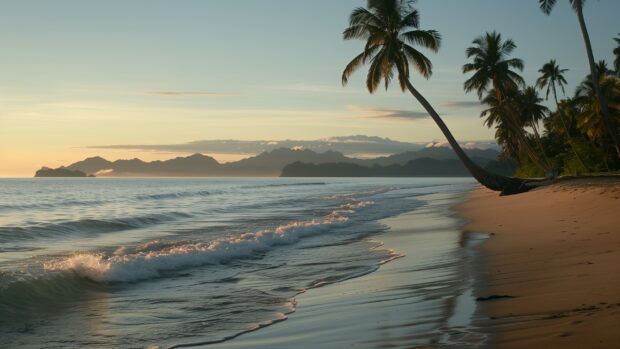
425 139 499 150
443 101 482 108
146 91 234 97
347 104 429 121
86 135 428 156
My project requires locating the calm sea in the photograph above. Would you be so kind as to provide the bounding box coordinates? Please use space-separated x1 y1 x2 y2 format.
0 178 475 348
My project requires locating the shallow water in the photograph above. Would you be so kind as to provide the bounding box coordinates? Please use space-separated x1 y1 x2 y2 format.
0 178 474 348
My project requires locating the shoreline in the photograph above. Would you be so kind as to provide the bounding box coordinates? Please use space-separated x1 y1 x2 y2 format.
459 178 620 348
203 189 483 349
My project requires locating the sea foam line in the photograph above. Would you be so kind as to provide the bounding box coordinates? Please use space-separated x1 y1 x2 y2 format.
44 201 374 283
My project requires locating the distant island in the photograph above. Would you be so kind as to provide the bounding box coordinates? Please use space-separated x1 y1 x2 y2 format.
34 147 513 177
35 167 93 178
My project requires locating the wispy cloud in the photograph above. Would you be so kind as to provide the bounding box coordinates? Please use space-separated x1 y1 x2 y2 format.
85 135 428 156
443 101 481 108
146 91 235 97
348 104 429 121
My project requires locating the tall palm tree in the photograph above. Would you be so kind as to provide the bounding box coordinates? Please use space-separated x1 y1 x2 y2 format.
481 87 550 167
539 0 620 158
613 34 620 76
575 65 620 147
519 87 550 159
463 31 550 173
480 90 525 162
341 0 526 194
536 59 568 106
536 59 587 169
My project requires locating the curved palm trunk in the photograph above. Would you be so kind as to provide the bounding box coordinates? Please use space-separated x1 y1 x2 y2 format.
551 83 589 171
404 80 528 195
575 2 620 159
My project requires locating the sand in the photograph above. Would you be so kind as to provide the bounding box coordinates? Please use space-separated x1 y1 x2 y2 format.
459 178 620 348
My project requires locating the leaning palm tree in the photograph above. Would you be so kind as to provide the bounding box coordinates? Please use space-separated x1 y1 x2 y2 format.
341 0 526 194
463 31 550 173
536 59 587 169
613 34 620 76
539 0 620 158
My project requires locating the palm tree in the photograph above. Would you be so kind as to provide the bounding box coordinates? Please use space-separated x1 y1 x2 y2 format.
539 0 620 158
341 0 526 194
575 65 620 147
519 87 550 160
536 59 587 169
463 31 550 173
536 59 568 106
480 90 525 162
613 34 620 76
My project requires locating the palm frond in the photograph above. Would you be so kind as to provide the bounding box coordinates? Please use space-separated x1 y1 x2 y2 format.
399 30 441 52
539 0 558 14
402 44 432 78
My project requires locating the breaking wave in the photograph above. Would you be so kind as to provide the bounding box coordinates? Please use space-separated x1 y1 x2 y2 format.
43 201 374 283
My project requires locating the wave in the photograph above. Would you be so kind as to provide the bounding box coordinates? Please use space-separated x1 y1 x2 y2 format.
43 201 374 283
0 211 192 243
240 182 326 189
0 198 105 212
135 190 212 201
0 271 103 319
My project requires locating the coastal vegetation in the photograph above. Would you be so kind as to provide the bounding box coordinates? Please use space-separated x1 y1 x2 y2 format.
341 0 527 194
342 0 620 191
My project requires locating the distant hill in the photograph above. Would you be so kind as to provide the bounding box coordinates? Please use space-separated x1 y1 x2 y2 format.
35 167 92 177
358 147 500 166
39 146 504 177
281 158 472 177
63 149 350 177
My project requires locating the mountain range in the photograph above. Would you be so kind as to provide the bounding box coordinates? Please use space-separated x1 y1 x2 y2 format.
36 147 503 177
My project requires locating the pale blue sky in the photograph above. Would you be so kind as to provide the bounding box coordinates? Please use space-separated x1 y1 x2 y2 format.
1 0 618 175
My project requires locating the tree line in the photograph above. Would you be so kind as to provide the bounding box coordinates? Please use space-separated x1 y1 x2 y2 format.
341 0 619 193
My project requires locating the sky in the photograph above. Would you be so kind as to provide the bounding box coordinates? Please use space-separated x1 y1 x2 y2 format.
1 0 618 177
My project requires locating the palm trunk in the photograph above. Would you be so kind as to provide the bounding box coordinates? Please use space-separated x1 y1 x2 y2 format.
575 2 620 159
530 122 550 165
404 80 527 195
494 84 551 173
497 92 549 173
552 83 589 171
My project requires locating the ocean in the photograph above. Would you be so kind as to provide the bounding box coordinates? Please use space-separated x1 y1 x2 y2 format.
0 178 476 348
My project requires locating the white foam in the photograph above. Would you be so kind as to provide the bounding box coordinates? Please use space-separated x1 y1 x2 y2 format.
44 205 365 283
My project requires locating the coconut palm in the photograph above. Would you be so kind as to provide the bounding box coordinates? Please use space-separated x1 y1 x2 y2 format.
480 87 550 166
536 59 568 105
463 32 550 173
519 86 550 157
539 0 620 158
341 0 526 194
536 59 587 168
613 34 620 76
462 31 525 98
575 66 620 146
480 90 524 161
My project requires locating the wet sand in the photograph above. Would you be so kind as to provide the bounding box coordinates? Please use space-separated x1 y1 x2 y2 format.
459 178 620 348
205 192 485 349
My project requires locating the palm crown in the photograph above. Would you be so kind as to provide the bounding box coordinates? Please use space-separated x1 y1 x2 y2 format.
462 31 525 99
536 59 569 101
341 0 441 93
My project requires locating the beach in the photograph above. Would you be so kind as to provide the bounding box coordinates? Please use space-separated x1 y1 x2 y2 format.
206 190 485 349
460 178 620 348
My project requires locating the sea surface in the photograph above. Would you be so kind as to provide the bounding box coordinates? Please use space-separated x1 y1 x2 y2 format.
0 178 475 348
